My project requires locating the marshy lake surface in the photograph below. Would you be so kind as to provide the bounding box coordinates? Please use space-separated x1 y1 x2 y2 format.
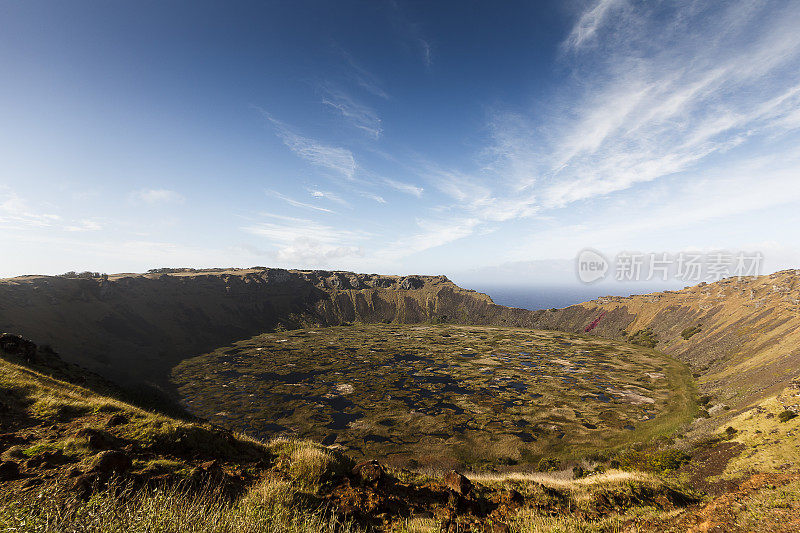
172 323 695 470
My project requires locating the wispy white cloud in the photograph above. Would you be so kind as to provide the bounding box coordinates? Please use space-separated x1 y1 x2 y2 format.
64 219 102 232
130 189 185 205
424 166 539 223
383 177 424 197
242 214 369 266
260 111 357 179
306 188 350 207
320 84 382 138
340 50 391 100
267 190 335 213
563 0 627 51
419 39 432 68
0 189 60 229
359 191 386 204
375 217 480 263
386 0 433 68
487 1 800 210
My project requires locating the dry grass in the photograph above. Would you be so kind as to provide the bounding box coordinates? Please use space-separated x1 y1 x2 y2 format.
468 468 657 489
0 362 131 421
268 438 352 489
719 386 800 478
511 511 626 532
0 480 363 533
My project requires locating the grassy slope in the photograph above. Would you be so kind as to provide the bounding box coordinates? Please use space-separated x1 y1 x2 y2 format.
541 271 800 406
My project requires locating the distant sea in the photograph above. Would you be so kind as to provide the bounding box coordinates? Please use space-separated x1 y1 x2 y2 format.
467 284 680 311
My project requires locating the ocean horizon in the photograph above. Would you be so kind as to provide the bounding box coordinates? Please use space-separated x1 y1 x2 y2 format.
468 283 683 311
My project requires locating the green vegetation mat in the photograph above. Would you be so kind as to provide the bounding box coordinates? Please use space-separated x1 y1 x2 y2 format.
172 324 695 470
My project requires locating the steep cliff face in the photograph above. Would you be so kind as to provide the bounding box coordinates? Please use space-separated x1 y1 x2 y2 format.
538 270 800 409
0 268 543 386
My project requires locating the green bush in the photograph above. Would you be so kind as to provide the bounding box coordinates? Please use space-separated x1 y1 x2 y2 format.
537 457 561 472
680 325 702 340
615 448 690 472
779 410 797 423
628 328 658 348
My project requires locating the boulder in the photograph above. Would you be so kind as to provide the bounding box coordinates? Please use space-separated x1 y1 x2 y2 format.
71 473 97 496
352 460 383 485
0 460 20 481
443 470 472 496
25 450 67 469
105 413 129 427
492 489 523 506
89 450 132 476
74 427 117 450
0 333 36 360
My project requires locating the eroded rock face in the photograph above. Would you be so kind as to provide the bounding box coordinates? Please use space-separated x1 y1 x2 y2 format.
0 333 36 360
399 276 424 290
444 470 472 496
74 428 117 450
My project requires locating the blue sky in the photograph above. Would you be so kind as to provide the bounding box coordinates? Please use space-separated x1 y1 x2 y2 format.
2 0 800 284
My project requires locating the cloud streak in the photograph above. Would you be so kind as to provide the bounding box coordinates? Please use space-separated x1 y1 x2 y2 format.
563 0 627 51
267 190 335 213
259 110 357 179
383 177 424 197
320 84 382 139
487 1 800 209
0 189 60 229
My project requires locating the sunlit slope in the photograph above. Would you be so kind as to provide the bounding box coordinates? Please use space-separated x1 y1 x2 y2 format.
537 270 800 410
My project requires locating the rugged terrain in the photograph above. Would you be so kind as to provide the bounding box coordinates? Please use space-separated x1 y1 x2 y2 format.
1 267 800 530
0 338 698 532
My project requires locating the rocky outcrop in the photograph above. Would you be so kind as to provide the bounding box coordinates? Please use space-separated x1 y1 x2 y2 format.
0 333 36 361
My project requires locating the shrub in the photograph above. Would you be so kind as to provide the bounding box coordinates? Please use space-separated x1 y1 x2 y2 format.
536 457 561 472
615 448 690 472
628 328 658 348
680 325 702 340
779 410 797 423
